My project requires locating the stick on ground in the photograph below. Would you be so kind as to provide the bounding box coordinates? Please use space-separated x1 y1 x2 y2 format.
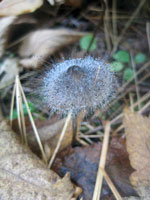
92 122 110 200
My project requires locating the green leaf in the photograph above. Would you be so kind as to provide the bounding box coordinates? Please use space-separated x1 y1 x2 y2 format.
23 102 35 114
79 34 97 52
134 53 146 64
110 61 124 72
10 102 35 120
123 68 134 81
113 50 130 63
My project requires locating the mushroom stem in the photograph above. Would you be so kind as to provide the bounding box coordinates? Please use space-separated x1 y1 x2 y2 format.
72 114 78 145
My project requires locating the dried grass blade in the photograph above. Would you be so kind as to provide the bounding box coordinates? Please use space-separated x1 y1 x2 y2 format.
10 82 16 127
146 22 150 53
114 91 150 133
105 61 150 114
100 168 122 200
112 0 117 44
130 52 141 109
76 137 89 146
139 100 150 114
19 79 47 164
16 75 24 143
18 88 28 146
104 0 112 52
48 112 72 168
111 0 146 54
92 122 110 200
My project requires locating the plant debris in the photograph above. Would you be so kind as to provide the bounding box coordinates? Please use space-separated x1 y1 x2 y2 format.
0 0 43 16
0 1 150 199
19 29 86 68
53 137 137 199
123 108 150 200
0 112 76 200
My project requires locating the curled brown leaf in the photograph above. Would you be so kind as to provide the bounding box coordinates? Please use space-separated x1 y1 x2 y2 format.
18 29 87 68
0 115 75 200
123 108 150 187
0 0 43 16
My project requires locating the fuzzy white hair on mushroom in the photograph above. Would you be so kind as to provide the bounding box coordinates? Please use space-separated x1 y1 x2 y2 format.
40 56 118 115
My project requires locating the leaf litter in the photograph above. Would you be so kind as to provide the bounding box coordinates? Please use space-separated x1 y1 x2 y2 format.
0 16 16 57
0 112 76 200
18 29 87 68
0 1 150 200
53 137 137 200
0 58 19 90
51 108 150 200
0 0 43 16
123 108 150 200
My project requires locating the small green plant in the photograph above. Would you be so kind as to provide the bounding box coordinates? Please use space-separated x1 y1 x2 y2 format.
123 68 134 81
79 34 97 52
9 102 35 120
110 50 147 82
109 61 124 72
134 53 146 64
113 50 130 63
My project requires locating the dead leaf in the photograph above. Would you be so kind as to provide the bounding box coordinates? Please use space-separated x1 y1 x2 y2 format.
123 186 150 200
0 16 38 57
123 108 150 187
0 115 75 199
28 118 73 160
0 58 19 90
18 29 86 68
54 138 136 200
0 0 43 16
27 111 83 160
0 16 16 56
12 112 83 161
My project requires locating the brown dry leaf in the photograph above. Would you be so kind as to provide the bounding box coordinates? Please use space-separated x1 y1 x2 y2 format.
0 114 75 199
18 29 87 68
0 0 43 16
27 112 83 160
123 186 150 200
54 137 136 200
28 118 73 160
0 16 16 56
0 16 38 57
123 108 150 187
0 58 19 90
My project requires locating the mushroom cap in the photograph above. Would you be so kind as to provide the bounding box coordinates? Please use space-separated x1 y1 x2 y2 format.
41 56 118 114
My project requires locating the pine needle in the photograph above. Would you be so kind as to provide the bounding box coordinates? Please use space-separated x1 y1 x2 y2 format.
111 0 146 54
18 77 47 164
16 75 24 143
92 122 110 200
146 22 150 53
10 82 16 127
100 168 122 200
48 112 72 168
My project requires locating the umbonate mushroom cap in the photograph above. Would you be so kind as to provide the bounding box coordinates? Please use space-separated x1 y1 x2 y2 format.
40 56 118 114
